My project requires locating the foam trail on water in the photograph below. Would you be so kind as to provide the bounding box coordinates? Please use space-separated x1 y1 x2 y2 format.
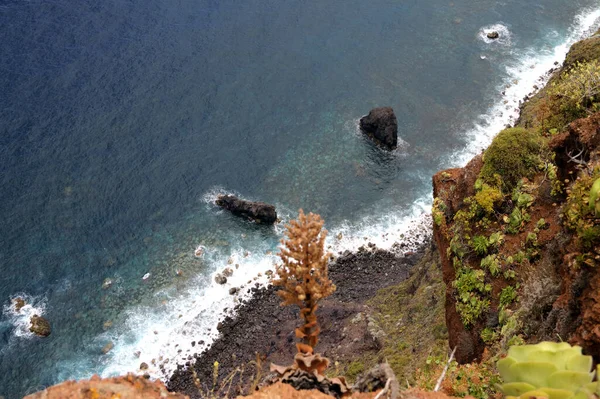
75 5 600 384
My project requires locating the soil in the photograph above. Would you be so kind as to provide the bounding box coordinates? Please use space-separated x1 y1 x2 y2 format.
167 244 428 398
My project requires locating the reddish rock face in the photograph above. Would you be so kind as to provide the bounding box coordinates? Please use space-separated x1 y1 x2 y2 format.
432 156 485 364
24 374 189 399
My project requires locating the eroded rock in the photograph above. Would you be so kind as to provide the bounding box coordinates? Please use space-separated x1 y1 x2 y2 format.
29 315 51 337
359 107 398 150
215 195 277 225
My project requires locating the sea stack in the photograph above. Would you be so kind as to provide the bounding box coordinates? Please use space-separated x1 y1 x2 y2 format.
359 107 398 150
487 31 499 39
215 195 277 225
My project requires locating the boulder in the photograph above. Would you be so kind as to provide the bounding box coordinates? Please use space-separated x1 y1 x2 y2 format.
214 274 227 285
359 107 398 150
215 195 277 225
222 267 233 277
29 315 51 337
487 31 499 39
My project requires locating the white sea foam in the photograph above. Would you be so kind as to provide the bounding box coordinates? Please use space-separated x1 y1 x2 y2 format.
97 243 277 379
2 293 47 340
92 5 600 384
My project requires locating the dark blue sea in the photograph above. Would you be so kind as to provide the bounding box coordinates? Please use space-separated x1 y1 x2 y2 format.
1 1 599 397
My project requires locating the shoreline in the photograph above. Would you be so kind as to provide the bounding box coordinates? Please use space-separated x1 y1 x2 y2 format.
167 241 431 397
165 12 600 398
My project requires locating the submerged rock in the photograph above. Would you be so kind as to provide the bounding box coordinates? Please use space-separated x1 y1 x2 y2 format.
359 107 398 150
29 315 51 337
487 31 499 39
102 341 114 354
215 195 277 225
13 297 25 312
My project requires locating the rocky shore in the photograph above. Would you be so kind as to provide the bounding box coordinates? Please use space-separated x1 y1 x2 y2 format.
167 242 430 398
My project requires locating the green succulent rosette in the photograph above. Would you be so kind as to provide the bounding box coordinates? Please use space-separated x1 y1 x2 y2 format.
497 342 598 399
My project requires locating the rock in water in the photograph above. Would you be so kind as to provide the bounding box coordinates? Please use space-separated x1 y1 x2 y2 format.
13 297 25 312
359 107 398 150
215 195 277 225
29 315 51 337
487 31 499 39
214 273 227 285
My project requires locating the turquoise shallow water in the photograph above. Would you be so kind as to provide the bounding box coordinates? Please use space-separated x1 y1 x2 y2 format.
1 1 599 397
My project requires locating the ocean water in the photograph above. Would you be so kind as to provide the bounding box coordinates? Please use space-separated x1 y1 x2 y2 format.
1 1 599 397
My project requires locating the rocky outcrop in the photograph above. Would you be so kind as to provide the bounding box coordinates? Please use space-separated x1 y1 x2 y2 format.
29 315 51 337
486 31 499 39
359 107 398 150
24 374 189 399
216 195 277 225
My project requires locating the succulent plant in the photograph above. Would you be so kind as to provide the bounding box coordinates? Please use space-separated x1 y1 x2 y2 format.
497 342 598 399
588 178 600 217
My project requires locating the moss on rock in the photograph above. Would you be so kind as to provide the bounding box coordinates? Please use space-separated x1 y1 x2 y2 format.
480 127 543 191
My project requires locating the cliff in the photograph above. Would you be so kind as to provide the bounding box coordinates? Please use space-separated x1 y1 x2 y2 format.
432 29 600 365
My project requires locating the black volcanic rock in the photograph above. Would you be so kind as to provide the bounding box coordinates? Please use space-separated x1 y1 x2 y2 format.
359 107 398 150
487 31 499 39
215 195 277 225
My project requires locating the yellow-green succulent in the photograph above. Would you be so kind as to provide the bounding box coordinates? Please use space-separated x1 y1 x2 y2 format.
588 178 600 217
497 342 599 399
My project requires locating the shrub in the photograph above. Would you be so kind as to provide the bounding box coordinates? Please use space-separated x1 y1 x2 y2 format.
550 60 600 113
480 128 543 191
475 183 503 214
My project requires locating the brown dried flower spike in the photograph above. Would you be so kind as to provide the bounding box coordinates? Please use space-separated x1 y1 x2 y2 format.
273 210 336 357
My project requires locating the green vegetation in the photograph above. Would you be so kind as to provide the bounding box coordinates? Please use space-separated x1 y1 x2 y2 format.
475 183 503 214
453 267 491 326
433 197 447 227
499 286 519 310
363 249 448 386
480 127 543 191
497 342 598 399
471 235 490 256
480 254 501 277
549 60 600 115
563 169 600 267
588 177 600 217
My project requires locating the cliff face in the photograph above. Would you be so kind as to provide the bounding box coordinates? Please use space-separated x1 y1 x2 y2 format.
432 34 600 364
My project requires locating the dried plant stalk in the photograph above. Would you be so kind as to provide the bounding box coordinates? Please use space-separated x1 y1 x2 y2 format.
273 209 336 356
